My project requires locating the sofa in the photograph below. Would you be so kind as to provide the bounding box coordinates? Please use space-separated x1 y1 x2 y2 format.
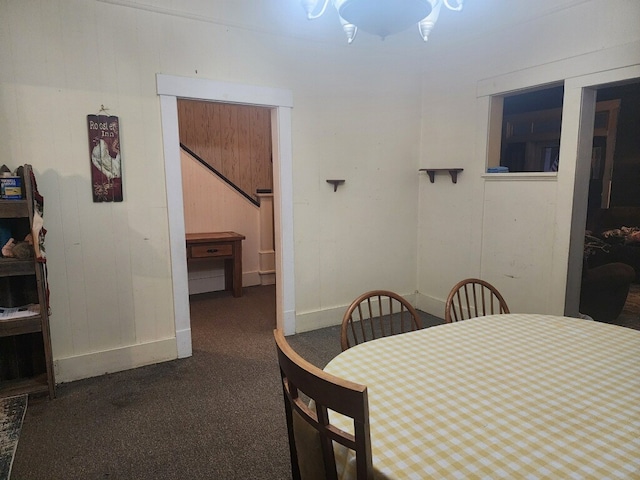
580 262 635 323
580 207 640 322
585 207 640 281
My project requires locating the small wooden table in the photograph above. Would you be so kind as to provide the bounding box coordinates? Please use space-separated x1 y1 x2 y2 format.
185 232 245 297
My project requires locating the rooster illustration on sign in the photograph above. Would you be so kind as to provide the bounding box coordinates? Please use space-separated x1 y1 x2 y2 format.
87 114 123 202
91 138 121 180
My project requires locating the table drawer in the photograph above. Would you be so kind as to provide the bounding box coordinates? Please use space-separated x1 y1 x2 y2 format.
191 244 233 258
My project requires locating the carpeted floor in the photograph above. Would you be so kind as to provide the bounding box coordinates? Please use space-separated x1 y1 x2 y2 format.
12 285 294 480
0 395 27 480
9 283 636 479
10 285 443 480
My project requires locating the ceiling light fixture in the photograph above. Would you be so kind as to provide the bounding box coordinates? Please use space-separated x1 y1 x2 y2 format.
301 0 463 44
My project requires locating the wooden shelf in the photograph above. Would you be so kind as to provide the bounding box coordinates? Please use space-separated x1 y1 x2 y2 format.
419 168 464 184
0 165 55 400
326 179 345 192
0 373 50 398
0 199 28 218
0 313 42 337
0 258 36 277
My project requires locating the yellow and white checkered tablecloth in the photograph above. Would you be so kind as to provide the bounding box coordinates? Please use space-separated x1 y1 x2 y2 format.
323 314 640 479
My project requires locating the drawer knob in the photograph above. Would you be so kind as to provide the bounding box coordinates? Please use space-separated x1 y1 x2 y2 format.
207 248 219 253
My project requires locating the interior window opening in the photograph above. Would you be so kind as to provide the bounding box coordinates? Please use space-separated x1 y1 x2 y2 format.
497 85 565 173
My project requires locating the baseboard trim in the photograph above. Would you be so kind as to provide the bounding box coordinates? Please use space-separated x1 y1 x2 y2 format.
176 327 193 358
296 305 345 333
415 291 446 317
259 270 276 285
54 338 178 384
295 292 422 333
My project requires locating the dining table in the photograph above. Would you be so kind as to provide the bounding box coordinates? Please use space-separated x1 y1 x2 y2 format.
323 313 640 479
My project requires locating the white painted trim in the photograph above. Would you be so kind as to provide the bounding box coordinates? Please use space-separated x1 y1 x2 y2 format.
295 305 350 332
559 86 596 318
297 292 420 333
476 41 640 98
156 74 296 346
159 94 192 359
561 65 640 316
475 47 640 318
415 291 446 319
259 272 276 286
156 75 293 108
55 338 177 383
257 251 275 266
481 173 558 181
175 329 192 361
565 65 640 90
271 107 296 335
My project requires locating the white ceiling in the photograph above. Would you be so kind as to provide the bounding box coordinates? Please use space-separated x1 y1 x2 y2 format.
235 0 589 40
98 0 593 51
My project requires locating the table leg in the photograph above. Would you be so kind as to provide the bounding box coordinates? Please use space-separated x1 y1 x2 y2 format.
223 259 234 296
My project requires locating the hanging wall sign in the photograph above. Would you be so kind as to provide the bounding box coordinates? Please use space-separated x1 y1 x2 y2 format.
87 113 123 202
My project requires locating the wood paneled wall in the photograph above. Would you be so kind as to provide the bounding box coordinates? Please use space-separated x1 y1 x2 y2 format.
177 99 273 199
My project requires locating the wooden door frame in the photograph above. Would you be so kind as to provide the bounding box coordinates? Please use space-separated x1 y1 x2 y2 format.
157 74 297 358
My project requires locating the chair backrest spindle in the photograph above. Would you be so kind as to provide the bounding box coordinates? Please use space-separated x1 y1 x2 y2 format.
445 278 510 323
341 290 422 351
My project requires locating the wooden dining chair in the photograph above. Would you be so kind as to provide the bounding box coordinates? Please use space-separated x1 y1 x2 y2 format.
445 278 510 323
341 290 422 351
274 329 373 480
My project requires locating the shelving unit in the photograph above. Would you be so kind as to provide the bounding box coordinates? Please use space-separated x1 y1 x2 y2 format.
0 164 54 399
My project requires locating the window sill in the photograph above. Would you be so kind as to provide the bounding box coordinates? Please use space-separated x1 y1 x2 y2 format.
482 172 557 181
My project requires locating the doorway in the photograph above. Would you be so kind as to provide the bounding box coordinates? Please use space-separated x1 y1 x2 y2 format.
157 74 297 359
571 78 640 326
178 100 275 296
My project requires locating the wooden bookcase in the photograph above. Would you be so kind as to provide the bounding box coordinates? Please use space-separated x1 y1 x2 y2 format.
0 164 54 399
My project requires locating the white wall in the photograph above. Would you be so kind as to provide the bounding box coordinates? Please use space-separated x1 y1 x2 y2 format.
0 0 424 380
2 0 638 383
415 0 640 316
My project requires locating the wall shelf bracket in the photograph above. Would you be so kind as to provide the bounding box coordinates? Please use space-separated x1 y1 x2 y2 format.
419 168 464 184
326 179 345 192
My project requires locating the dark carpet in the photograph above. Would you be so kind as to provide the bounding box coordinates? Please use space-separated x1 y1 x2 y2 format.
10 285 443 480
12 285 290 479
10 283 637 479
0 395 27 480
11 286 441 480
